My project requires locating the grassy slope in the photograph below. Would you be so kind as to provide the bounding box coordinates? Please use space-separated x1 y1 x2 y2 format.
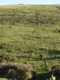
0 78 6 80
0 5 60 77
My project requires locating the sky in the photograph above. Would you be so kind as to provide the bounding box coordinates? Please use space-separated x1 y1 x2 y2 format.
0 0 60 5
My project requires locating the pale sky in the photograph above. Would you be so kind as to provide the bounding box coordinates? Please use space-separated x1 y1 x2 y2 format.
0 0 60 5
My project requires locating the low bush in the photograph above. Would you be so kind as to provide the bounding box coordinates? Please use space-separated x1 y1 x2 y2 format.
0 63 34 80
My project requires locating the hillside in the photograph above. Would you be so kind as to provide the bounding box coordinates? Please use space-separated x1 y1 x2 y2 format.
0 4 60 80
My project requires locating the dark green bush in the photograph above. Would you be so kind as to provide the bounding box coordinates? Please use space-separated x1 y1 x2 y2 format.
50 65 60 80
0 63 34 80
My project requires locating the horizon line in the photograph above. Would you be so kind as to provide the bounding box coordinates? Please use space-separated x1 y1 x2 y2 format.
0 3 60 6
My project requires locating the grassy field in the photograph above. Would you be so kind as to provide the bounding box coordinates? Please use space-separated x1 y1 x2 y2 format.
0 78 7 80
0 5 60 79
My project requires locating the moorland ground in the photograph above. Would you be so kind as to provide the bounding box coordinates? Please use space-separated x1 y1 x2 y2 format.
0 4 60 80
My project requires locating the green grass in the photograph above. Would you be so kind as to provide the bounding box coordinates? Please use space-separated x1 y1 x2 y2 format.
0 4 60 75
0 78 7 80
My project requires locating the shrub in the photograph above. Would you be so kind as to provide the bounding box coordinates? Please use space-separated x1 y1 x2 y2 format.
0 63 34 80
39 53 44 60
0 53 17 62
50 65 60 80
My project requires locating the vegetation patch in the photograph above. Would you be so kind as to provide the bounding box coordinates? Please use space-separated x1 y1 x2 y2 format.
0 5 60 80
